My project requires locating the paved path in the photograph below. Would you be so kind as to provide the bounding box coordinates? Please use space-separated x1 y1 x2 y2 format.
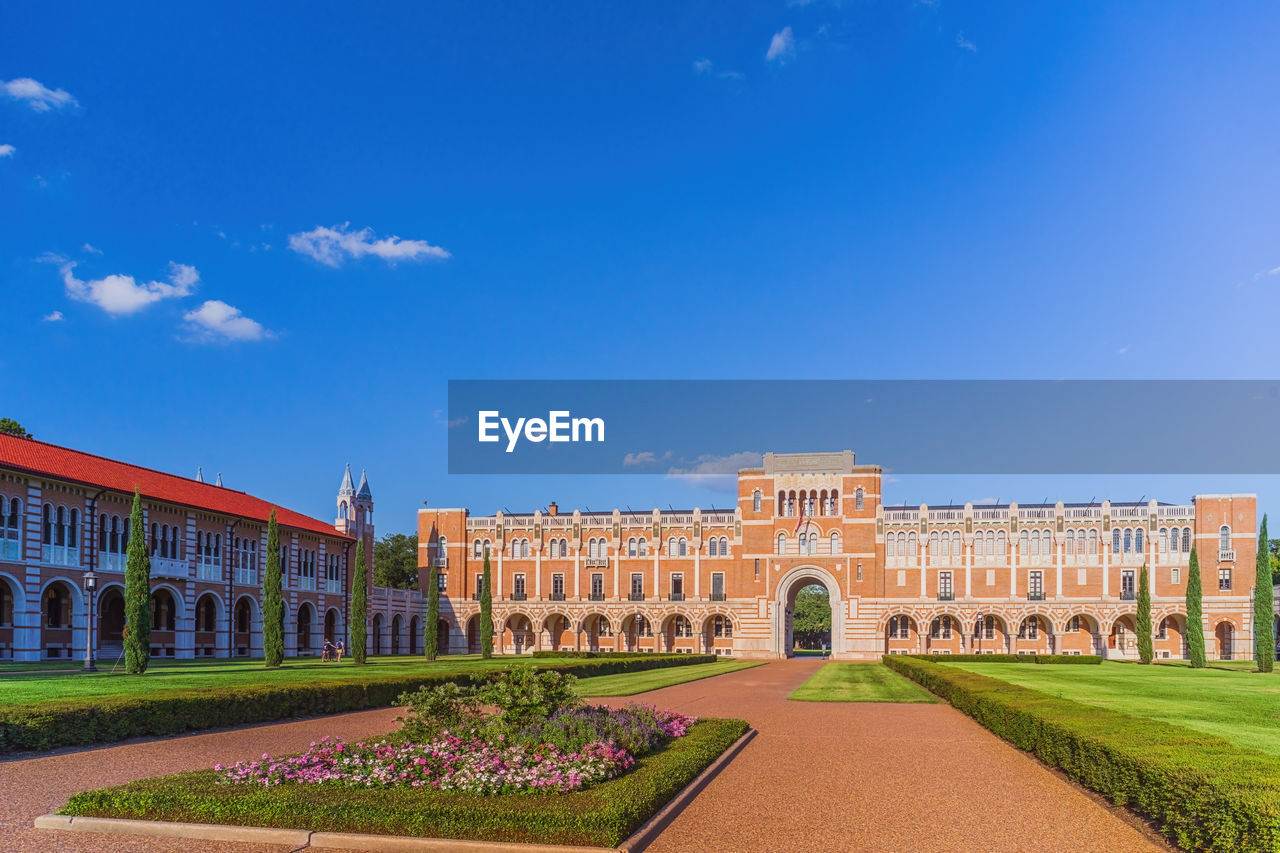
2 661 1168 852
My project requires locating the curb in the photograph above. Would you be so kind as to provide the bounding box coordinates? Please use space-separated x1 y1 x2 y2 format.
33 814 311 845
618 727 757 853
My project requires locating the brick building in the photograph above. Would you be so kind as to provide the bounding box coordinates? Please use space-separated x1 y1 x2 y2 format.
419 450 1277 661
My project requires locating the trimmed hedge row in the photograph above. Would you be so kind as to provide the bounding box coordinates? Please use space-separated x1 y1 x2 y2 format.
0 654 716 755
882 655 1280 852
61 717 750 847
901 653 1102 665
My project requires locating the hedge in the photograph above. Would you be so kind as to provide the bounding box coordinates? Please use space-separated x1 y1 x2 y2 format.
882 655 1280 852
61 717 750 848
0 654 716 755
899 653 1102 665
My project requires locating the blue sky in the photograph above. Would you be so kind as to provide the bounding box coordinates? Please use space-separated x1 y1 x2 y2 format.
3 2 1279 535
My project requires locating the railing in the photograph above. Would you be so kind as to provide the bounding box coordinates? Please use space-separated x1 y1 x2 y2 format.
1219 549 1236 562
588 592 605 602
1120 552 1146 566
472 592 483 601
884 510 919 522
151 557 187 578
937 592 954 602
433 557 448 568
669 592 685 602
235 567 258 586
196 561 221 582
1018 508 1054 519
886 556 919 568
1027 591 1045 602
1219 579 1232 591
41 544 80 566
1112 507 1147 520
974 508 1010 520
549 592 565 601
710 591 726 602
298 575 316 591
0 538 19 561
629 592 645 602
1064 507 1101 519
325 578 342 594
1158 505 1195 518
928 510 964 521
585 558 609 568
509 591 527 602
1120 590 1136 601
99 551 125 572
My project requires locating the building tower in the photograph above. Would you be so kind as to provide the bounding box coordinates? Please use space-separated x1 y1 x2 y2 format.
335 464 376 600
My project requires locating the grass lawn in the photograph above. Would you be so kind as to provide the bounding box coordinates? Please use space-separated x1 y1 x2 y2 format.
946 660 1280 756
579 659 764 697
0 654 669 707
60 718 749 848
788 663 937 703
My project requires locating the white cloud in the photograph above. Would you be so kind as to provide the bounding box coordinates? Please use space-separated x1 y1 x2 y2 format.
956 32 977 52
766 27 796 63
288 222 451 267
666 451 764 490
623 450 673 467
60 260 199 316
693 58 744 80
42 310 64 323
0 144 14 158
1269 266 1280 276
693 58 714 74
1116 345 1129 356
81 242 102 255
3 77 78 112
182 300 272 342
432 409 468 429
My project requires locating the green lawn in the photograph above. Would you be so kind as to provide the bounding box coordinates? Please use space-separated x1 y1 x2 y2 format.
788 663 937 703
0 654 606 707
579 659 764 697
947 660 1280 756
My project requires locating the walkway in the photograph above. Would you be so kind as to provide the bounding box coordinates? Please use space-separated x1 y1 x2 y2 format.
1 660 1168 852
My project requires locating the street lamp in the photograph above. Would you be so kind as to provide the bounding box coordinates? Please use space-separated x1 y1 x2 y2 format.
975 610 984 655
82 570 98 672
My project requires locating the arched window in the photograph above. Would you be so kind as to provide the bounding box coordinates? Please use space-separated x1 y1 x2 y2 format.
713 615 733 638
786 493 795 516
830 532 841 554
1112 529 1121 553
673 615 692 637
855 488 864 511
1123 528 1133 553
777 533 787 554
667 537 677 557
806 494 815 516
995 530 1006 555
627 537 636 557
1169 527 1178 553
1219 525 1231 551
929 531 940 563
1019 529 1029 556
1159 527 1169 552
1134 528 1144 553
1087 529 1098 555
678 537 688 556
1182 527 1192 552
753 490 762 512
707 538 717 557
638 537 647 557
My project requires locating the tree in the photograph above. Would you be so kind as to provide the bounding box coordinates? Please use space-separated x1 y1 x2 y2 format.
792 584 831 650
424 561 440 661
374 533 419 589
1255 514 1275 673
1136 564 1153 664
350 537 368 664
1186 547 1206 668
262 510 283 668
479 551 494 659
0 418 31 438
123 488 151 674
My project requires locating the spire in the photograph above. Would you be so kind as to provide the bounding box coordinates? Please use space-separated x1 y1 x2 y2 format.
339 462 356 496
195 467 204 483
216 472 223 487
356 468 372 500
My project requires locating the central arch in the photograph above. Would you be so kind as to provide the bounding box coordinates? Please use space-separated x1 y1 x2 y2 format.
772 565 843 658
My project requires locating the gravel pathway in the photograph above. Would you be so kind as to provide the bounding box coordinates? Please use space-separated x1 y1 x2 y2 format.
2 660 1169 852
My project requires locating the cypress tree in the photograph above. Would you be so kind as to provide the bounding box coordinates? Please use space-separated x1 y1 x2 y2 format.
262 510 283 668
350 537 368 664
1255 514 1274 672
1186 548 1206 668
424 562 439 661
123 488 151 674
480 551 494 658
1136 563 1153 664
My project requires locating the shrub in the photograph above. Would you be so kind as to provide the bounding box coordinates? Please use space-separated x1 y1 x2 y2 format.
900 654 1101 665
61 718 751 847
0 655 714 755
883 655 1280 852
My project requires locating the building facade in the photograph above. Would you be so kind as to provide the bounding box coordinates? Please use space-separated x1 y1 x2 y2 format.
419 450 1276 661
0 434 369 663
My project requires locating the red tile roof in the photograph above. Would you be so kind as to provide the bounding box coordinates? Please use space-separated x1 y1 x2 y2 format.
0 433 350 540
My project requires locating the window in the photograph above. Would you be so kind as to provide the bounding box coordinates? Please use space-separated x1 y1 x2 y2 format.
1156 618 1168 640
708 538 718 557
1182 527 1192 552
1159 527 1169 552
667 537 677 557
2 496 21 560
670 573 684 599
1123 528 1133 553
672 615 692 637
711 572 725 600
1028 570 1044 600
436 571 447 592
713 615 733 638
630 572 644 599
473 539 483 558
637 537 647 557
1134 528 1144 553
633 615 652 637
777 533 787 554
1113 529 1121 553
976 615 995 639
829 491 838 515
678 536 688 556
236 537 259 586
888 615 911 639
930 615 953 639
855 488 864 511
590 572 604 599
1171 566 1180 584
753 490 762 512
1018 617 1039 639
856 561 863 582
1218 568 1232 590
298 548 316 590
830 532 841 554
512 573 526 599
1219 525 1231 551
551 573 565 599
628 537 637 557
474 573 484 597
1121 569 1135 600
938 571 953 600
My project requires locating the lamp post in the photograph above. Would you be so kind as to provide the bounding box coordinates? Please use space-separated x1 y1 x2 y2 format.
82 570 98 672
975 610 984 655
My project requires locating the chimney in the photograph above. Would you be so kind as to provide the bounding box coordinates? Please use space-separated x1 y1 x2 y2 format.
548 501 558 517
